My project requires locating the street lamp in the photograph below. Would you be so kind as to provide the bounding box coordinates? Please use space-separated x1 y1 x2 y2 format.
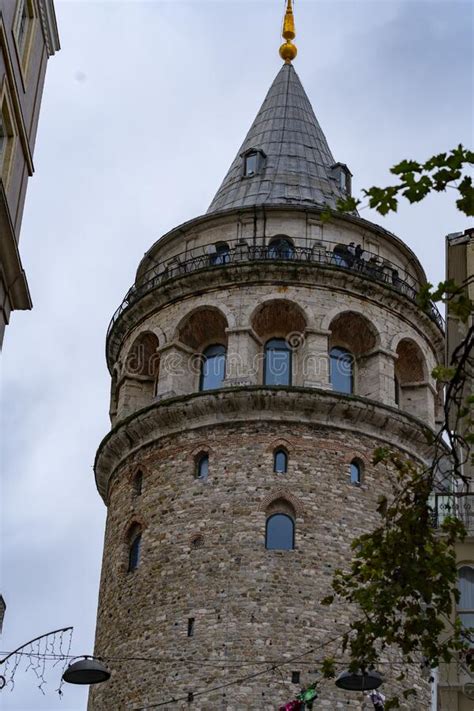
62 657 110 685
62 656 110 685
335 669 383 691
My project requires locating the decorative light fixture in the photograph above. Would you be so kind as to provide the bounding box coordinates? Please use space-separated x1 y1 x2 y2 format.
335 669 383 691
62 657 110 685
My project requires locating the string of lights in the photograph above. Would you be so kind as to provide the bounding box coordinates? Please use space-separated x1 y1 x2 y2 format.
0 628 73 696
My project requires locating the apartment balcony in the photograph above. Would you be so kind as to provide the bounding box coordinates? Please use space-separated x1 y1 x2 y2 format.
430 493 474 535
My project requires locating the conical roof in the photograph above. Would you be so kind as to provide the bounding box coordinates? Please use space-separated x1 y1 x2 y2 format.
207 62 349 214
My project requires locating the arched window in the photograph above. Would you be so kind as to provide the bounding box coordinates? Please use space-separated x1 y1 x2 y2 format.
274 449 288 474
200 344 226 391
350 460 362 486
128 530 142 572
133 470 143 496
211 242 230 265
195 453 209 481
458 566 474 638
329 347 354 394
264 338 292 386
268 237 295 260
265 514 295 550
332 244 351 267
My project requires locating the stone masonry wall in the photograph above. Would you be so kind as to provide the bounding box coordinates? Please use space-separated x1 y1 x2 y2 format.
89 418 430 710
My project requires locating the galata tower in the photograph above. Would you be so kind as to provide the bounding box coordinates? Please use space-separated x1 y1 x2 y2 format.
89 3 443 709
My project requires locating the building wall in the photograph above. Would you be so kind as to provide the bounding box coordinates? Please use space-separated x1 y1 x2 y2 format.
0 0 59 346
437 229 474 710
90 408 432 711
91 208 441 709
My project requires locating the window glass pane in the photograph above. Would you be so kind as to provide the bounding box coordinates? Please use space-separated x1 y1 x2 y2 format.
211 243 230 265
330 347 353 394
266 514 294 550
459 567 474 609
274 450 288 473
197 454 209 480
200 345 226 391
350 461 361 485
245 153 258 176
265 338 291 386
268 239 294 259
128 534 141 571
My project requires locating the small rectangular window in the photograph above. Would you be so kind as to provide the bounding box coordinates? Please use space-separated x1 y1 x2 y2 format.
0 92 17 186
245 153 258 176
187 617 195 637
0 115 5 166
13 0 36 73
291 671 300 684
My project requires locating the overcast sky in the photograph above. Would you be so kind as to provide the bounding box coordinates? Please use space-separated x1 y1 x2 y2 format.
1 1 472 709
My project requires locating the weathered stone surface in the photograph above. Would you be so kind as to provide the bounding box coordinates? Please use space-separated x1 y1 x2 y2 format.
91 207 438 710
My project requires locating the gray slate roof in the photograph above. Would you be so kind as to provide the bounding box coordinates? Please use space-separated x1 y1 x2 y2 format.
207 62 348 214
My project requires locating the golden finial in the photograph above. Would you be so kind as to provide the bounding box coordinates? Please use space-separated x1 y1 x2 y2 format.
279 0 297 63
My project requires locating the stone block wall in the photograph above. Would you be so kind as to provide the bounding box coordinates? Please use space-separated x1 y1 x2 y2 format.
89 416 430 710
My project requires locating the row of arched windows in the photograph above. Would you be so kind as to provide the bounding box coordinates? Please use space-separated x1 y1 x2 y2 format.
198 342 354 393
130 456 362 492
117 305 432 425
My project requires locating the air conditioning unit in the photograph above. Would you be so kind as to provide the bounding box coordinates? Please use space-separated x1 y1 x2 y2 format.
463 682 474 700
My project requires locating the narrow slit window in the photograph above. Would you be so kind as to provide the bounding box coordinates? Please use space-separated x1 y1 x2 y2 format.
128 532 142 572
274 449 288 473
195 453 209 481
350 460 362 486
133 470 143 496
291 671 300 684
187 617 195 637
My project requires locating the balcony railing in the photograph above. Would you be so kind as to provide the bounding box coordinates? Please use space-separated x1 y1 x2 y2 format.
430 493 474 534
107 238 444 340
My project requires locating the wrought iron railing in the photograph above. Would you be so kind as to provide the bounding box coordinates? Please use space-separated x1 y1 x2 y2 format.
107 238 444 340
430 493 474 534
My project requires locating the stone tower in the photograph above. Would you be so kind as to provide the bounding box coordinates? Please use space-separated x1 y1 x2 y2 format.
89 5 443 709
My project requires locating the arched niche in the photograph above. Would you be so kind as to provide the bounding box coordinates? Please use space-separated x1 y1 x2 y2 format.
251 299 308 386
328 311 380 399
395 338 433 422
118 331 160 417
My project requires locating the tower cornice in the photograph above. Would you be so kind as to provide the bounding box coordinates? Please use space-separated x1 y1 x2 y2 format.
94 386 436 504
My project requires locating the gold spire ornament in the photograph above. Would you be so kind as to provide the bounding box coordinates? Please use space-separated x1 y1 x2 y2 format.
279 0 297 63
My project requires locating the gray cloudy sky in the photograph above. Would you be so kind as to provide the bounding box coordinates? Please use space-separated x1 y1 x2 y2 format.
1 0 472 709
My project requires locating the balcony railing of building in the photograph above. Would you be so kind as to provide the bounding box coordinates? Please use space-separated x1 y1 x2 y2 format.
107 238 444 340
430 493 474 535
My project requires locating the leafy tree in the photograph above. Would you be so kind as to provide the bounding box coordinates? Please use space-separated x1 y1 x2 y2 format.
319 146 474 708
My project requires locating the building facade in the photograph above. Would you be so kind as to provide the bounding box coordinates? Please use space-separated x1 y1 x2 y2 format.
0 0 59 347
90 6 444 709
435 228 474 711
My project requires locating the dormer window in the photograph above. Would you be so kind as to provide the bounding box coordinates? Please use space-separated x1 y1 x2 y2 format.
245 152 258 176
241 148 266 178
331 162 353 196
